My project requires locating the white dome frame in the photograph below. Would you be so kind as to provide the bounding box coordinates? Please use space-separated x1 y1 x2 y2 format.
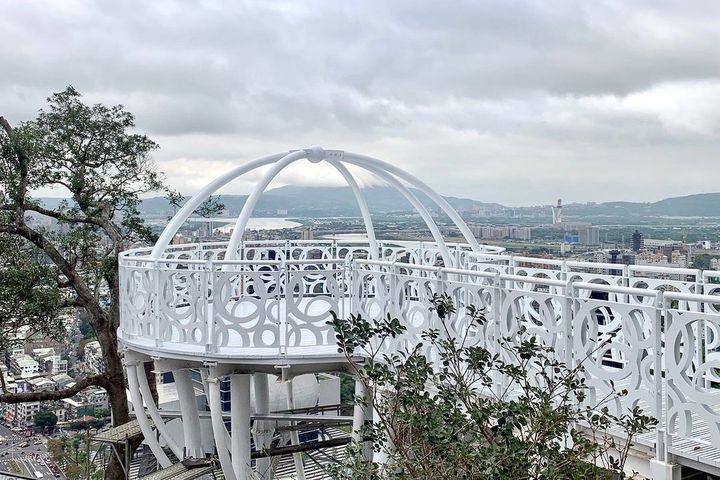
153 147 482 268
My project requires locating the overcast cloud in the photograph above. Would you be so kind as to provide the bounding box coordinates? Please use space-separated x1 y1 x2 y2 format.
2 0 719 205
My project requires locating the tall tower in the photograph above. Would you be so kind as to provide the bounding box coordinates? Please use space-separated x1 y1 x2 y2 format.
551 198 563 225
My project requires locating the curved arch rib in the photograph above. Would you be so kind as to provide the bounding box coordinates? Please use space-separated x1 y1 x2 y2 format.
343 152 482 253
151 152 287 259
341 160 454 268
135 364 184 460
224 150 308 262
326 159 378 259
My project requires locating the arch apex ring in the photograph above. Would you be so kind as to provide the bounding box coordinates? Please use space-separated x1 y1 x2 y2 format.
299 146 345 163
307 146 325 163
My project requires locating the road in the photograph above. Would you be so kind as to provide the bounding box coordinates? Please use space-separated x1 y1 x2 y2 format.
0 425 63 479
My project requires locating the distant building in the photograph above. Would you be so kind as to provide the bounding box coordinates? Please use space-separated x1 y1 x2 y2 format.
16 401 39 425
32 348 67 375
26 377 56 393
84 340 103 375
300 227 313 241
469 225 532 241
632 230 644 252
564 233 579 244
579 227 601 246
79 387 109 409
10 353 39 378
51 373 76 389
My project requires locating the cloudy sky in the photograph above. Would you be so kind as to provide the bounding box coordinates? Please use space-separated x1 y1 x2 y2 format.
2 0 720 206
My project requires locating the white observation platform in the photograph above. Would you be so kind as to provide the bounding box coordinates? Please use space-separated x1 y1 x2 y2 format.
120 148 720 480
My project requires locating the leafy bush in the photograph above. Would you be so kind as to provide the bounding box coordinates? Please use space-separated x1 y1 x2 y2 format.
327 293 656 480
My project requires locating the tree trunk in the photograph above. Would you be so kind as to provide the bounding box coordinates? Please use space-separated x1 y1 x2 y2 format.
97 307 132 480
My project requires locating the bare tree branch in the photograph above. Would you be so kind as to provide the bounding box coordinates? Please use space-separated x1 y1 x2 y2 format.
0 375 107 404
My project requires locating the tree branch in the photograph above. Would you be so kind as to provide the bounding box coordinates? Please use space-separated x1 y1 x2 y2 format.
22 203 104 228
0 116 13 136
0 222 107 327
0 375 107 404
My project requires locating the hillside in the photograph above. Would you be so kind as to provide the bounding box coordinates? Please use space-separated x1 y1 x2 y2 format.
564 193 720 218
134 185 501 217
34 189 720 219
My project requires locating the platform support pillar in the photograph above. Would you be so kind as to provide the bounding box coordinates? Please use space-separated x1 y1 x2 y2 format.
352 378 372 461
205 368 238 480
231 374 252 479
284 376 306 480
174 369 204 459
253 373 274 479
649 459 681 480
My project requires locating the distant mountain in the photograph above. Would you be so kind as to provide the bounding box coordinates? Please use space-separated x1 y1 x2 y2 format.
132 185 502 217
34 189 720 219
565 193 720 218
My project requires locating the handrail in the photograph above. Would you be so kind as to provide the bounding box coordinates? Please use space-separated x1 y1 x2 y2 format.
502 274 567 288
566 260 625 271
663 291 720 304
573 281 659 297
627 264 699 276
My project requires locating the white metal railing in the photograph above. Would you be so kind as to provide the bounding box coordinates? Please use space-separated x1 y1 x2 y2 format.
119 240 720 464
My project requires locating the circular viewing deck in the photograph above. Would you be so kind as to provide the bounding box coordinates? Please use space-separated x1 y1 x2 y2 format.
118 239 503 362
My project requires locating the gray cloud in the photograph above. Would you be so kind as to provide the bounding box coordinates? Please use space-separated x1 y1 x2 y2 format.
2 0 719 205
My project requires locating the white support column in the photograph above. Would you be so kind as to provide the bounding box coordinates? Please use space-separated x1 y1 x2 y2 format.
352 377 372 462
174 369 204 459
125 360 172 468
284 377 306 480
372 401 390 467
253 373 273 479
649 459 681 480
231 374 252 479
135 363 183 460
204 368 238 480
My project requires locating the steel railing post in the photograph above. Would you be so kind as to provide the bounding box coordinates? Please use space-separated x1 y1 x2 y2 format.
152 260 162 347
563 279 575 370
492 272 503 398
205 259 214 353
655 291 666 463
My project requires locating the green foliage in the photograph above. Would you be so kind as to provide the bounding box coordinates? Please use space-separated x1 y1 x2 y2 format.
48 432 103 480
68 418 105 430
34 409 58 427
78 319 94 339
328 293 656 480
76 405 96 417
193 195 225 218
340 374 356 405
0 235 64 349
693 254 720 270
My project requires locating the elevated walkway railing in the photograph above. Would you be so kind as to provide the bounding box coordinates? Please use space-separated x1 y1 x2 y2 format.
120 240 720 467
